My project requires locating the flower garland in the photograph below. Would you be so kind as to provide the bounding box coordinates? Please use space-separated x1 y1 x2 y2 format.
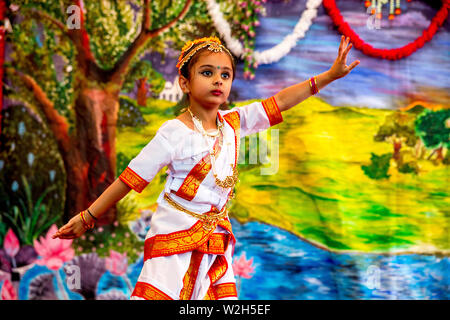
323 0 450 60
205 0 322 79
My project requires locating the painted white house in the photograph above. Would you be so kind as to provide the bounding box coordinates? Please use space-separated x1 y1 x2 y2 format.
158 76 183 102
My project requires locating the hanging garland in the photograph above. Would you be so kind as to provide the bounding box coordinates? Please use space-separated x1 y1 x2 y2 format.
205 0 322 79
323 0 450 60
222 0 267 80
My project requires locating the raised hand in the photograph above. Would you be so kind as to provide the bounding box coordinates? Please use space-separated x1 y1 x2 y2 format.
328 35 360 80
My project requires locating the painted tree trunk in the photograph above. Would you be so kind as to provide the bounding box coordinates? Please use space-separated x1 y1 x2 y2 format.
62 86 120 224
137 77 148 106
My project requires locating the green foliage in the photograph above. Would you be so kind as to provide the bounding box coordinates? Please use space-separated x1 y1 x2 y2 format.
117 96 148 128
73 222 143 263
443 151 450 165
84 1 141 69
0 104 66 244
415 109 450 149
8 4 75 121
398 161 419 175
173 0 219 44
0 215 7 248
374 111 417 147
116 152 133 178
0 175 62 245
361 152 392 180
116 192 140 225
122 60 166 96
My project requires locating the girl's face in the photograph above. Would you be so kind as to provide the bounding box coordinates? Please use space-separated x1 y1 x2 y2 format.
180 50 234 110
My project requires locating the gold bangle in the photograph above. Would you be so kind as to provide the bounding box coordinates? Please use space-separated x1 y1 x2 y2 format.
80 210 94 230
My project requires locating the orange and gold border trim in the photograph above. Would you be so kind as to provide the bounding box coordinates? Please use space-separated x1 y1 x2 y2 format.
218 218 236 245
118 166 149 193
175 131 223 201
203 282 238 300
203 286 216 300
179 251 204 300
144 218 235 260
131 282 173 300
208 255 228 285
214 282 238 299
261 96 283 126
196 233 230 255
144 220 212 259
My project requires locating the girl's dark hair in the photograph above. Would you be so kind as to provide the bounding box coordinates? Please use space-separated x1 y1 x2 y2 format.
179 43 236 81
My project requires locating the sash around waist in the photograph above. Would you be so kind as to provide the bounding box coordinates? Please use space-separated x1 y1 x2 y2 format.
162 176 228 212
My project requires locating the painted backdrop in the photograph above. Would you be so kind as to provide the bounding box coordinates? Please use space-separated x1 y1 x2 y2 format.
0 0 448 300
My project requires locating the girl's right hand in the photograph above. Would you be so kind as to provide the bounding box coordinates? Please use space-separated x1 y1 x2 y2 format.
52 213 88 240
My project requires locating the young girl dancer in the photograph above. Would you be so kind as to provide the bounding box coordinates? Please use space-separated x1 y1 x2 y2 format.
53 36 359 300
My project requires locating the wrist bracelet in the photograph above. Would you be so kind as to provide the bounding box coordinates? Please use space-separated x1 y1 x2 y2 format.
79 210 94 230
309 76 320 95
87 208 98 221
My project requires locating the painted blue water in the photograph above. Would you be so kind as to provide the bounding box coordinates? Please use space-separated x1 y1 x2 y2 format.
125 218 449 300
15 219 448 300
230 219 449 300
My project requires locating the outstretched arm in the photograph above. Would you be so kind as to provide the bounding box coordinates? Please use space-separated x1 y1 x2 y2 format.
274 36 360 112
52 178 132 239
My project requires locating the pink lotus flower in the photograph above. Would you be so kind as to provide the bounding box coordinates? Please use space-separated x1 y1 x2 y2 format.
232 252 255 279
1 279 17 300
33 224 75 270
4 229 20 258
105 250 128 276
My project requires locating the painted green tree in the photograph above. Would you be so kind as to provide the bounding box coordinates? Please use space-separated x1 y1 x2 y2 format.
415 109 450 164
374 111 418 166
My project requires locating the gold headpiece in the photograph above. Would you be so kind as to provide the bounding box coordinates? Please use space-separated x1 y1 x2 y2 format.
176 36 234 75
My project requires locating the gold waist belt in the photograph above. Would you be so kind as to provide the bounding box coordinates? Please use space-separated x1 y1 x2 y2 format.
163 192 228 231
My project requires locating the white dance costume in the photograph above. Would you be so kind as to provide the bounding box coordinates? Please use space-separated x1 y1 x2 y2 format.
119 97 283 300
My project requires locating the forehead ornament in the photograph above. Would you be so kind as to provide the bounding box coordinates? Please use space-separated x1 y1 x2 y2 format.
176 36 233 75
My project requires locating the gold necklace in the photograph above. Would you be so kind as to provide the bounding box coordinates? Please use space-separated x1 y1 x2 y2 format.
187 107 239 189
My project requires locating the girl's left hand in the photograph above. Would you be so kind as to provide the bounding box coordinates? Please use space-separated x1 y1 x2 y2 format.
328 35 360 80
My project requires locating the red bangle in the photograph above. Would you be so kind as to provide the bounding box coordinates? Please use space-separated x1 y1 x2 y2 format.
309 76 319 95
80 210 94 230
